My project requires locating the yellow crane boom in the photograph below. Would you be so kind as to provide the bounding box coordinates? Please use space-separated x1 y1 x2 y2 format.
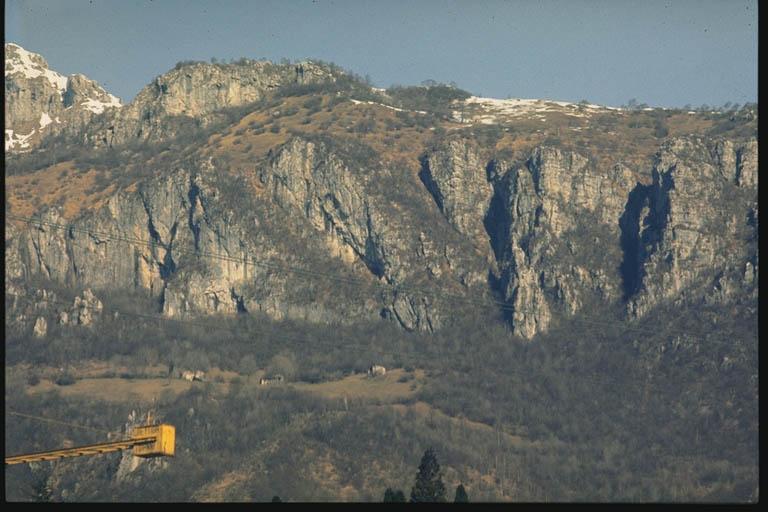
5 424 175 465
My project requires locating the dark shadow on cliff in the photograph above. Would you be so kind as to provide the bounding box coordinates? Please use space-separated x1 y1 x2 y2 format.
618 183 652 300
482 160 515 324
417 154 444 214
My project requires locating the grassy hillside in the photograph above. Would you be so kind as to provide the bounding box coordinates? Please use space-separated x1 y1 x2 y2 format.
5 282 758 502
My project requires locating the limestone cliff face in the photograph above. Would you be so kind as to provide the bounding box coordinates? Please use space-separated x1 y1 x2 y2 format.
8 137 488 332
84 60 334 148
479 146 633 337
627 138 758 317
11 162 277 321
6 130 758 339
5 43 121 151
494 148 637 338
420 139 493 247
421 137 756 339
258 137 490 331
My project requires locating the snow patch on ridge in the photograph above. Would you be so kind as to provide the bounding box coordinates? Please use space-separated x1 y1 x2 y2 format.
350 98 426 114
5 43 68 92
81 94 122 114
454 96 622 124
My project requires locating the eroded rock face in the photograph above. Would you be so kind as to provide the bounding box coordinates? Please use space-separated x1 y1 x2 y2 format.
419 136 757 339
489 148 636 338
259 137 490 331
70 289 104 326
5 131 757 339
419 141 638 338
627 137 758 317
11 164 259 319
261 138 382 276
7 139 456 331
420 139 493 245
5 221 25 281
5 43 121 152
4 285 106 334
84 60 334 148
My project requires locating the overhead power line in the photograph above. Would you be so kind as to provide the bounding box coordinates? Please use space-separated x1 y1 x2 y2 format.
7 410 121 437
6 214 753 340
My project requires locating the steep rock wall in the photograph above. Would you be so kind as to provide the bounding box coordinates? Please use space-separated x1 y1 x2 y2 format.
6 134 758 340
84 60 333 148
627 138 758 317
5 44 122 152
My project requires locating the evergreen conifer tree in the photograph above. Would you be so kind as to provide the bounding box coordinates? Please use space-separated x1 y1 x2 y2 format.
454 484 469 503
410 448 447 502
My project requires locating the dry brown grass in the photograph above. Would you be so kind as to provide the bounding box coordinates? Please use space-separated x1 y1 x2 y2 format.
6 161 116 220
20 364 423 405
383 401 534 448
18 362 240 403
27 377 199 402
7 92 740 226
291 368 425 402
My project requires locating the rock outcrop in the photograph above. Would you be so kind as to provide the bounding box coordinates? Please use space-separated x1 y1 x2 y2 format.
420 137 756 338
627 138 758 317
5 43 121 152
4 69 758 340
7 134 496 333
83 59 334 148
489 148 634 337
258 137 490 331
421 142 635 337
68 289 104 326
420 139 493 246
4 285 105 335
11 164 262 318
32 316 47 338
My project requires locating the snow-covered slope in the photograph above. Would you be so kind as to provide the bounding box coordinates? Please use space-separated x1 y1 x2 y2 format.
5 43 122 152
454 96 622 124
5 43 69 92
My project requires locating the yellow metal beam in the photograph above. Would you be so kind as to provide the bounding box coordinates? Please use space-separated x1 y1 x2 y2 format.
5 436 155 465
5 424 175 465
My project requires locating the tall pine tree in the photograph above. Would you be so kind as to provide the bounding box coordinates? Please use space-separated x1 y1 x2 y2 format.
410 448 447 502
454 484 469 503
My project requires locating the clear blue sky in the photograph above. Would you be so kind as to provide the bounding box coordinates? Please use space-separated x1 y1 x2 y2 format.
5 0 757 108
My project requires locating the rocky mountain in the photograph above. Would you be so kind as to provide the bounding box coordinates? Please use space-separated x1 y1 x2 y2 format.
5 43 122 152
4 48 758 340
4 47 758 504
82 58 335 148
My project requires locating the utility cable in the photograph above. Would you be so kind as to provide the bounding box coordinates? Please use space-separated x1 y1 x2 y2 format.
6 214 754 340
7 410 122 437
